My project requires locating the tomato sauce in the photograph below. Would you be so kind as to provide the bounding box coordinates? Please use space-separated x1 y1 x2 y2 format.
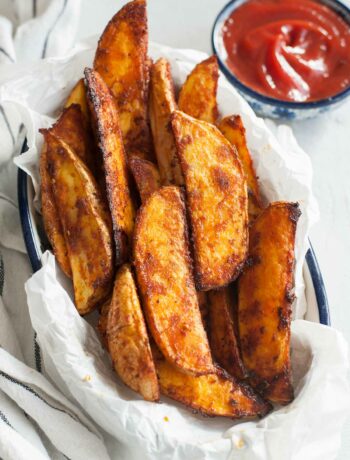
222 0 350 102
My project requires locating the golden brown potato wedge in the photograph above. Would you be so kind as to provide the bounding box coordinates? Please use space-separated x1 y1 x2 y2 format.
48 104 96 174
154 349 271 418
208 287 246 380
238 202 300 404
39 142 72 278
149 58 183 185
178 56 219 124
64 78 89 120
107 264 159 401
129 156 161 203
44 132 114 314
93 0 152 160
85 68 135 265
197 291 208 329
218 115 263 222
171 110 248 291
134 186 214 375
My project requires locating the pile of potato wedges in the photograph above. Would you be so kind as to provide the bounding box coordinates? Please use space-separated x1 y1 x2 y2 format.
39 0 300 418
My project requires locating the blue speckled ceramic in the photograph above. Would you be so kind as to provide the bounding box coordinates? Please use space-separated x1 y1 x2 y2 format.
212 0 350 120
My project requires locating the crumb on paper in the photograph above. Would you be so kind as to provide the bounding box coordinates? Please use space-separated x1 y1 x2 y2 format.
233 437 245 449
82 375 91 382
163 416 169 422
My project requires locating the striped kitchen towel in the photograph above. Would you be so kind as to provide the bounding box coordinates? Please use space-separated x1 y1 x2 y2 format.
0 2 110 459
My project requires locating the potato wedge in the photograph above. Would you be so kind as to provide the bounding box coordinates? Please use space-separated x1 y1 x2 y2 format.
85 68 135 265
238 202 300 404
149 58 183 185
178 56 219 124
134 186 214 375
107 264 159 401
98 297 112 350
48 104 96 174
208 287 246 380
171 110 248 291
45 132 114 314
39 141 72 278
93 0 152 160
129 156 161 203
64 78 89 119
154 349 271 418
218 115 263 221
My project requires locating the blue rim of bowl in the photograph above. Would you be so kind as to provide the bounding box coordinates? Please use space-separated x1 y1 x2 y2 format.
211 0 350 110
17 140 331 326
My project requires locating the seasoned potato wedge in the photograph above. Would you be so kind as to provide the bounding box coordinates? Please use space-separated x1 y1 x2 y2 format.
238 202 300 404
134 186 214 375
98 297 112 350
45 132 114 314
93 0 152 159
64 78 89 119
85 68 135 265
154 349 271 418
178 56 219 124
39 141 71 278
171 110 248 291
208 287 246 380
129 156 161 203
107 264 159 401
149 58 183 185
48 104 95 174
218 115 263 221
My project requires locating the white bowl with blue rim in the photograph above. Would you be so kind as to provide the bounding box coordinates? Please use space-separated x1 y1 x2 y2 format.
212 0 350 120
17 140 330 326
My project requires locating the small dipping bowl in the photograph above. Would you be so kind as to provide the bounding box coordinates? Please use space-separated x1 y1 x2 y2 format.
212 0 350 120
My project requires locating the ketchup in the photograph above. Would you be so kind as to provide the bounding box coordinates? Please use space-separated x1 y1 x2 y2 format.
222 0 350 102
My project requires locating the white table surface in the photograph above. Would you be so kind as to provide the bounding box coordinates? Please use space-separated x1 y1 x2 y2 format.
78 1 350 458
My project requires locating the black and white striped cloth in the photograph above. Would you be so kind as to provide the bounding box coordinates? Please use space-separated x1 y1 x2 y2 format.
0 2 110 459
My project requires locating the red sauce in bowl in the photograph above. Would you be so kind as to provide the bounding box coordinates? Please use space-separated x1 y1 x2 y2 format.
222 0 350 102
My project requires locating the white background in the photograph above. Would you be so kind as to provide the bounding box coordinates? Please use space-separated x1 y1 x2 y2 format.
77 1 350 458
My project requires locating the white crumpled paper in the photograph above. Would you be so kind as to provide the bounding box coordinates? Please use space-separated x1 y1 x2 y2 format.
3 40 348 459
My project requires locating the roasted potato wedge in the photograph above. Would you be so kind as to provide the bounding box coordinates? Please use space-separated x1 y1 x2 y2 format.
93 0 152 160
238 202 300 404
154 349 271 418
149 58 183 185
171 110 248 291
48 104 96 174
107 264 159 401
134 186 214 375
208 287 246 380
39 141 71 278
85 68 135 265
65 78 89 120
45 132 114 314
129 156 161 203
178 56 219 124
218 115 263 221
98 297 112 350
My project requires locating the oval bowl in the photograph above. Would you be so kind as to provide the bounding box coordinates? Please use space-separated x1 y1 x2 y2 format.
212 0 350 120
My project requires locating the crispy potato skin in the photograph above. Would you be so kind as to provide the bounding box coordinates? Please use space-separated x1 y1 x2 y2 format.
39 141 72 278
149 58 183 185
85 68 135 265
64 78 89 119
45 132 114 315
129 156 161 203
134 186 214 375
218 115 263 222
178 56 219 124
208 287 246 380
154 350 271 418
238 202 301 404
48 104 96 175
171 110 249 291
93 0 152 160
107 264 159 401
